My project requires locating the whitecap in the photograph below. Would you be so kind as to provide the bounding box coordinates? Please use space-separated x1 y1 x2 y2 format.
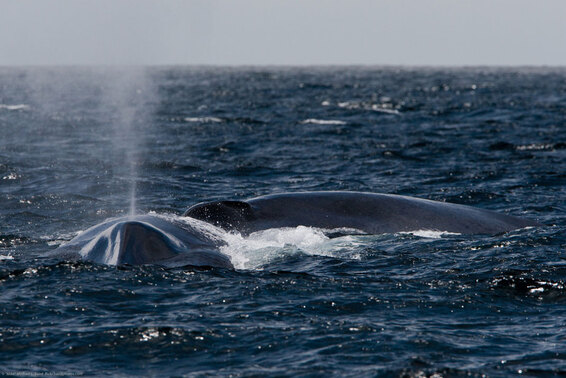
516 143 554 151
2 173 19 180
337 101 360 110
300 119 347 125
0 104 29 111
371 104 400 115
336 101 401 115
184 117 223 123
398 230 461 239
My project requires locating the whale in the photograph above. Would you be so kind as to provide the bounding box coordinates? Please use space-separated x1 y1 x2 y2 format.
47 191 540 268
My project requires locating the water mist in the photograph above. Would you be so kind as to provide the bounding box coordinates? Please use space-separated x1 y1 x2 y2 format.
103 68 151 216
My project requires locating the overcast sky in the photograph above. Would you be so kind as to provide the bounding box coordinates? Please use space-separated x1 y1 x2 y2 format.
1 0 565 66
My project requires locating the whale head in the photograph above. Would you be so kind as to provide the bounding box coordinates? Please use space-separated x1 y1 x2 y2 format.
48 215 233 269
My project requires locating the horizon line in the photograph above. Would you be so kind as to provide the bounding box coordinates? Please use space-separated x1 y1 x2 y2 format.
1 63 566 70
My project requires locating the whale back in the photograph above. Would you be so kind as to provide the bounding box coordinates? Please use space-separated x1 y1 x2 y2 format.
184 191 540 235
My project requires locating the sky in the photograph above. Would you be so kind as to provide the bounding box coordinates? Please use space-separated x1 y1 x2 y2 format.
1 0 565 66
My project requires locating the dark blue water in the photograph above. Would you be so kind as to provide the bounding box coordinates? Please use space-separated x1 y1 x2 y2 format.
1 67 565 376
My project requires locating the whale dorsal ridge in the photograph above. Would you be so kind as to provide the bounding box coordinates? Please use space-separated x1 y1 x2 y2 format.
183 200 254 230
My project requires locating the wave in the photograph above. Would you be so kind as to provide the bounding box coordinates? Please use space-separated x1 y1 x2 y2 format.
491 273 566 301
0 104 29 111
0 234 31 247
300 119 347 125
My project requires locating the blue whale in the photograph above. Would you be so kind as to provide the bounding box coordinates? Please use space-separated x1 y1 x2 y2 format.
47 191 540 269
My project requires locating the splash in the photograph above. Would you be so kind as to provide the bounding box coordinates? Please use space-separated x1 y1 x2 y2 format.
165 214 339 269
218 226 329 269
163 213 372 270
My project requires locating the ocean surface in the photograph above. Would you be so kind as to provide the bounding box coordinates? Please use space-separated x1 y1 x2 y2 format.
0 66 564 377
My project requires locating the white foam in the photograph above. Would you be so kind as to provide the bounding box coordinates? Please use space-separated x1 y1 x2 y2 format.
2 173 19 180
336 101 401 115
174 213 369 269
300 118 346 125
184 117 223 123
0 104 29 111
337 101 360 110
398 230 461 239
516 143 554 151
220 226 332 269
371 104 400 115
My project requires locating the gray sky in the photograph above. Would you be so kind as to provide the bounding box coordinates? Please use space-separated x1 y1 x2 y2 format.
1 0 565 66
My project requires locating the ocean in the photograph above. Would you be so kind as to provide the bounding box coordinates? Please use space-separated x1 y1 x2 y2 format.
0 66 564 376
